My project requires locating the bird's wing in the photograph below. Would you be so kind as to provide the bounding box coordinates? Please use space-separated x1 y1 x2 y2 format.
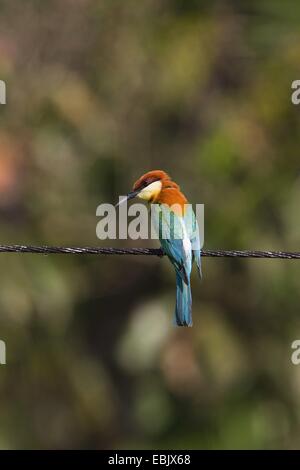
151 204 191 283
184 205 202 278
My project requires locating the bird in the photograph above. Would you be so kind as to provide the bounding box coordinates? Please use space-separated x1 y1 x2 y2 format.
117 170 201 326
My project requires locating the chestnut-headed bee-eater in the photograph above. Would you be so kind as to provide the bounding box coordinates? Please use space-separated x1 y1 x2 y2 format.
117 170 201 327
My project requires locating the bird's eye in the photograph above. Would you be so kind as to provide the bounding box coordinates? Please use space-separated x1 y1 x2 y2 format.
137 177 160 191
142 179 151 188
145 177 159 187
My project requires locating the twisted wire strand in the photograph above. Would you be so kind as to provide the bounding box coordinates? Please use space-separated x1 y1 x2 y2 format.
0 244 299 259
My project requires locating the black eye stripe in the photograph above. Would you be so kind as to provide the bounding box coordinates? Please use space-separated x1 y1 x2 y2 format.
136 176 160 191
144 177 159 186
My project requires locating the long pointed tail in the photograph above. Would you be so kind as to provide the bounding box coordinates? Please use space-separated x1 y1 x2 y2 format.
174 273 192 326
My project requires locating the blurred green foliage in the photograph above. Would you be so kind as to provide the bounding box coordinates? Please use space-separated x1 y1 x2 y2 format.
0 0 300 449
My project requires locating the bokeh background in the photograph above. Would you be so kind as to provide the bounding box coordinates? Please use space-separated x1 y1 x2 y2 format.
0 0 300 449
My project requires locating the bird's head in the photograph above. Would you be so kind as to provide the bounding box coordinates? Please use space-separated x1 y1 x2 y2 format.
116 170 172 206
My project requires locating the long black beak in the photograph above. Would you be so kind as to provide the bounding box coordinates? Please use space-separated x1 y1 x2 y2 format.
115 190 140 207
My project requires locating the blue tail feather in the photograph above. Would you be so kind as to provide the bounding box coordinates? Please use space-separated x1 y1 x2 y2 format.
174 272 192 327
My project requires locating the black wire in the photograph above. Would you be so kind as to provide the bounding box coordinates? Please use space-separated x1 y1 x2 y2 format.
0 244 299 259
